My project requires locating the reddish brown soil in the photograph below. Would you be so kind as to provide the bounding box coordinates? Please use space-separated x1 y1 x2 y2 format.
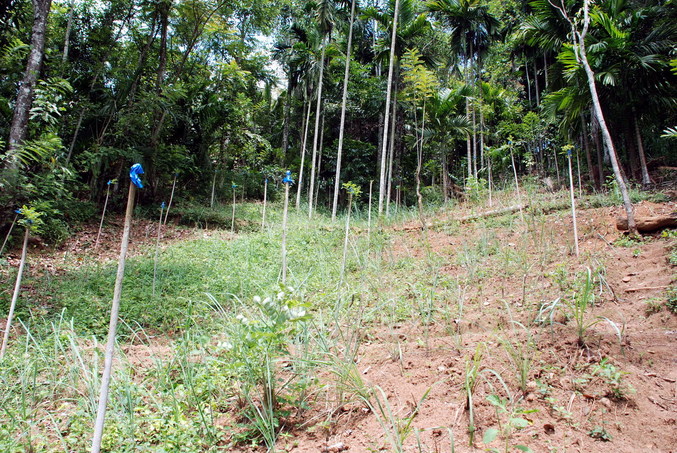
274 200 677 453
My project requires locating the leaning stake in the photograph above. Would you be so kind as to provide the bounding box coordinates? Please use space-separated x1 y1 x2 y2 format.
153 202 165 298
565 145 580 257
0 211 18 256
281 171 294 284
0 207 39 360
95 180 115 249
262 177 268 229
231 182 237 233
91 163 144 453
164 172 178 225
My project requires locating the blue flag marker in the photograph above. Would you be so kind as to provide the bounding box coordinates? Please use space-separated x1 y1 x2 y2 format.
130 164 145 188
282 170 294 185
161 202 166 209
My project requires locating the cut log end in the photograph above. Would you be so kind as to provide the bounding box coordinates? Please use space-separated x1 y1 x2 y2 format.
616 214 677 233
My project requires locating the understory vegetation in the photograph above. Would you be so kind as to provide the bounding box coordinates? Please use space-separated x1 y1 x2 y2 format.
1 182 675 451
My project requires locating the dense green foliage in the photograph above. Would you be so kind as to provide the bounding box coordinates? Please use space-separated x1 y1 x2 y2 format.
0 0 675 239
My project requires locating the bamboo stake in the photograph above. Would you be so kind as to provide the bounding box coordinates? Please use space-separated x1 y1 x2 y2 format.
153 202 164 299
509 143 525 222
262 178 268 229
231 182 237 234
0 226 29 361
0 212 18 256
95 181 113 249
566 146 580 257
163 173 177 225
367 180 373 240
91 164 143 453
281 171 293 284
210 169 216 208
340 191 353 286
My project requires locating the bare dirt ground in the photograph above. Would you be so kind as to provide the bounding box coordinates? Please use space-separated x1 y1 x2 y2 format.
276 200 677 453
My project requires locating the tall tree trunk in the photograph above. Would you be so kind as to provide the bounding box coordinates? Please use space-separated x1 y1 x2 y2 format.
534 58 540 106
566 0 636 232
378 0 400 215
331 0 356 221
296 98 311 209
442 152 449 203
6 0 53 167
62 1 74 65
543 52 548 90
581 114 596 188
525 55 532 107
281 90 290 159
633 112 652 186
466 98 472 181
386 84 398 216
308 40 327 218
592 112 604 187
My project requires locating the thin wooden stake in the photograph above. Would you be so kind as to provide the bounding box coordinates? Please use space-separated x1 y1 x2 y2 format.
164 173 177 225
367 180 373 240
567 149 580 257
210 170 217 208
153 203 164 298
340 192 353 285
91 180 137 453
510 146 525 222
95 183 111 249
0 213 18 256
281 180 290 284
262 178 268 229
231 184 236 234
0 226 29 361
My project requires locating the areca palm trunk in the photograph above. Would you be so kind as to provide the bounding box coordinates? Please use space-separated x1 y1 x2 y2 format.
378 0 400 215
633 113 652 186
308 40 327 218
296 98 311 209
332 0 357 221
386 85 398 216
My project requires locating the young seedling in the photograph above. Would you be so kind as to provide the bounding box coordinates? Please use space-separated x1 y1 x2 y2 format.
153 202 165 299
281 170 294 284
0 206 43 360
95 179 116 249
91 163 144 453
163 172 178 225
231 181 237 233
340 182 361 285
564 145 580 256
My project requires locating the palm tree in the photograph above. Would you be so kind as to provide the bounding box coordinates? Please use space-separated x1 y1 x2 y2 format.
331 0 357 221
308 0 336 217
426 0 499 180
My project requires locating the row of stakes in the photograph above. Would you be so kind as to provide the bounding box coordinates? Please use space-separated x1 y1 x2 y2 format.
0 165 367 453
1 156 582 451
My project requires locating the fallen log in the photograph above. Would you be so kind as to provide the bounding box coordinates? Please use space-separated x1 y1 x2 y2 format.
616 214 677 233
396 204 527 231
457 204 526 222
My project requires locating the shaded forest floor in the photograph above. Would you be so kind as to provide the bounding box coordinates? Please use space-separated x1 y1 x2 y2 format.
0 188 676 453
